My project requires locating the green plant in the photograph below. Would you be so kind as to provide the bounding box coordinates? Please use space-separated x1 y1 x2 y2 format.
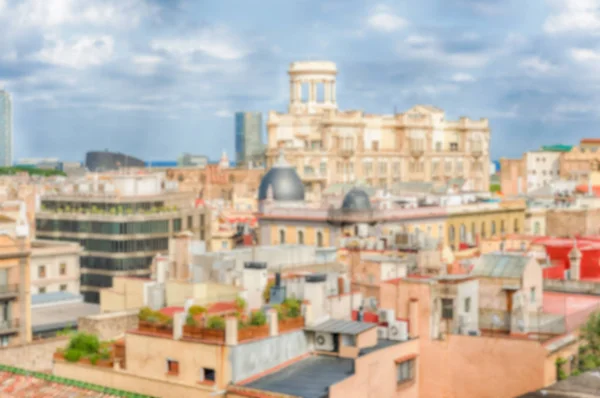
188 305 207 316
68 333 100 354
186 315 197 326
99 347 111 360
571 369 581 376
238 319 247 329
63 349 83 363
235 297 247 311
272 304 286 320
249 311 267 327
262 280 275 302
88 353 100 365
207 316 226 330
138 307 153 321
283 298 302 318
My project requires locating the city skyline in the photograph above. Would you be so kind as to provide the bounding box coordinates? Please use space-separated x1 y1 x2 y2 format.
0 0 596 161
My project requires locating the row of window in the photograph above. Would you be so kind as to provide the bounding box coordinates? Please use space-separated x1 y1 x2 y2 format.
36 219 171 234
81 256 154 271
166 359 215 383
37 263 67 278
278 230 324 246
41 201 166 212
41 236 168 253
80 273 114 288
448 219 520 243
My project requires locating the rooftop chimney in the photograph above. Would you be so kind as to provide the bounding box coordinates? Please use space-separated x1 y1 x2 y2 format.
243 262 268 309
304 273 327 321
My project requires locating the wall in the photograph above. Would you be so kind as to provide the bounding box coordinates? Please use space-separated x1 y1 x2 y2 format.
500 158 525 196
30 241 81 295
330 338 419 398
100 277 147 313
53 361 213 398
522 259 544 312
229 330 309 383
327 292 362 320
546 208 600 237
0 337 67 371
78 310 138 341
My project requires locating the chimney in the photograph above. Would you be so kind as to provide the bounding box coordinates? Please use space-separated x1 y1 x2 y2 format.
173 312 185 340
568 241 582 281
409 299 419 339
304 274 327 321
225 316 238 346
242 262 268 309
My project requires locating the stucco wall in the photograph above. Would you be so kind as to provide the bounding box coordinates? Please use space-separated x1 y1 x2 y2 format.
0 337 68 371
78 310 138 341
229 330 309 383
546 208 600 237
53 361 212 398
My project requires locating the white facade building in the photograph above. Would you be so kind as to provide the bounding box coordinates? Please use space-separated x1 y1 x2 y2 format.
525 151 561 193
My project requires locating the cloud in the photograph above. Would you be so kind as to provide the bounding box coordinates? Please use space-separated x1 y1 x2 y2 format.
519 56 558 74
13 0 153 29
544 0 600 35
215 110 231 118
571 48 600 62
151 27 247 60
452 72 476 82
402 35 491 68
34 35 114 69
367 5 407 32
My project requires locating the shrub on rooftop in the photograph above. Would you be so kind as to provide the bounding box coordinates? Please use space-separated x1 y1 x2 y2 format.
207 316 225 330
67 333 100 354
249 311 267 327
188 305 207 316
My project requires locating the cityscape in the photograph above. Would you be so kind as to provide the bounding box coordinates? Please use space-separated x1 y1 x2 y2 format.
1 1 600 398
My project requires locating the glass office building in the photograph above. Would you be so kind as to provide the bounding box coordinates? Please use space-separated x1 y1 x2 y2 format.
235 112 264 167
0 90 12 167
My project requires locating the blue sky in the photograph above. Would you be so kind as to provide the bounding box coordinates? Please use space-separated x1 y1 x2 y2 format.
1 0 599 162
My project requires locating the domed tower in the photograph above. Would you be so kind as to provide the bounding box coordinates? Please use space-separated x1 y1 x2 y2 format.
258 149 305 205
288 61 338 115
341 188 372 212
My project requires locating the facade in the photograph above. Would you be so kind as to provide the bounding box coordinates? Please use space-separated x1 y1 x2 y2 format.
266 61 491 199
177 153 209 168
235 112 264 167
0 234 31 345
30 240 82 295
0 90 12 167
85 151 145 172
500 151 561 196
35 172 210 303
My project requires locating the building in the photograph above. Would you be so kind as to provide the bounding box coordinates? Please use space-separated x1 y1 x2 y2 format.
500 151 562 196
0 90 12 167
85 151 145 172
35 172 210 303
0 233 31 345
235 112 264 167
30 240 82 295
519 369 600 397
177 153 209 168
266 61 491 198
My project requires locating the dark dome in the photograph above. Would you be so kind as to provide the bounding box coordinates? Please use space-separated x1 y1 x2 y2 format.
258 151 305 201
341 188 371 211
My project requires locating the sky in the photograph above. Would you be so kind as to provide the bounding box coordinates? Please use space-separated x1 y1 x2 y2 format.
1 0 599 162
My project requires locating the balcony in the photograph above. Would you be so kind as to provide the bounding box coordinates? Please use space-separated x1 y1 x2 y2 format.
410 147 424 158
0 319 19 335
339 148 354 158
471 147 483 158
0 284 18 299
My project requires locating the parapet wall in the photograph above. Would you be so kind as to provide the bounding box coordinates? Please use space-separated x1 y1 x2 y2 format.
78 310 138 341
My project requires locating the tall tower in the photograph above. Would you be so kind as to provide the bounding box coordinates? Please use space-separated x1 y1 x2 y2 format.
288 61 338 115
234 112 263 167
0 90 13 167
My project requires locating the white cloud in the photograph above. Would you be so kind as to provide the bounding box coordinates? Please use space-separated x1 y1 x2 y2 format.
571 48 600 62
151 27 247 61
34 35 114 69
13 0 152 29
215 110 231 118
544 0 600 35
98 102 159 112
452 73 476 82
519 56 558 74
367 5 407 32
402 35 490 68
133 55 163 65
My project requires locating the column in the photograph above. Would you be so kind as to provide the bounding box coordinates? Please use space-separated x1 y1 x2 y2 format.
296 82 303 103
332 82 337 103
324 81 332 103
309 81 316 103
290 80 296 104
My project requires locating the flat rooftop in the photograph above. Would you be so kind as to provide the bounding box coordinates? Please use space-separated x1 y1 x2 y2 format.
517 368 600 397
243 355 354 398
31 301 100 333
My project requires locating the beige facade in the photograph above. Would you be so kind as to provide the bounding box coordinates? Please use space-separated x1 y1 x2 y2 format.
30 240 82 295
266 61 491 198
0 234 31 345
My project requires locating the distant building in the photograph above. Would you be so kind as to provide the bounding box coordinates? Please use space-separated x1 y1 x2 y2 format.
235 111 264 167
85 151 144 172
146 160 178 168
501 151 561 195
177 153 209 168
0 90 12 167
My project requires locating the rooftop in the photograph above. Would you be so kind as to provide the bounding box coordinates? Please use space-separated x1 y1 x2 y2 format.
518 368 600 397
304 319 376 335
471 253 530 279
31 300 100 333
243 355 354 398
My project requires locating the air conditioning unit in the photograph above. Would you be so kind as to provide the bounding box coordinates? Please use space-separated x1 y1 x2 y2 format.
388 321 408 341
314 332 335 351
377 327 389 340
378 309 395 324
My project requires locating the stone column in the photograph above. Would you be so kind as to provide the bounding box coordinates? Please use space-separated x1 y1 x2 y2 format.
268 309 278 337
332 82 337 103
309 81 316 103
324 81 332 103
290 80 296 104
296 81 303 103
225 316 238 345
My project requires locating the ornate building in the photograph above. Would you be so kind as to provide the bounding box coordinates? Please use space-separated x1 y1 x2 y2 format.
266 61 491 199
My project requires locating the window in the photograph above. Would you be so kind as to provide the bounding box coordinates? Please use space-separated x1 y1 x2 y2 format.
38 266 46 279
316 231 323 247
202 368 215 383
39 287 46 294
167 359 179 375
279 230 286 244
514 219 519 233
534 222 541 235
481 222 486 238
396 359 415 385
221 241 228 249
372 141 379 151
188 216 193 229
435 142 442 152
59 263 67 276
500 220 505 234
342 334 356 347
0 336 8 347
60 284 67 292
491 221 496 236
441 298 454 320
297 230 304 245
320 162 327 176
464 297 471 313
530 287 536 303
450 143 458 151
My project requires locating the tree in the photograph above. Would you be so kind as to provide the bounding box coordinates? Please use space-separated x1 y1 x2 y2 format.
262 280 275 303
578 311 600 371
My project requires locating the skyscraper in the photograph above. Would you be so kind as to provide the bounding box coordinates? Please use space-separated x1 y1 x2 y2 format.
0 90 12 167
235 112 264 167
